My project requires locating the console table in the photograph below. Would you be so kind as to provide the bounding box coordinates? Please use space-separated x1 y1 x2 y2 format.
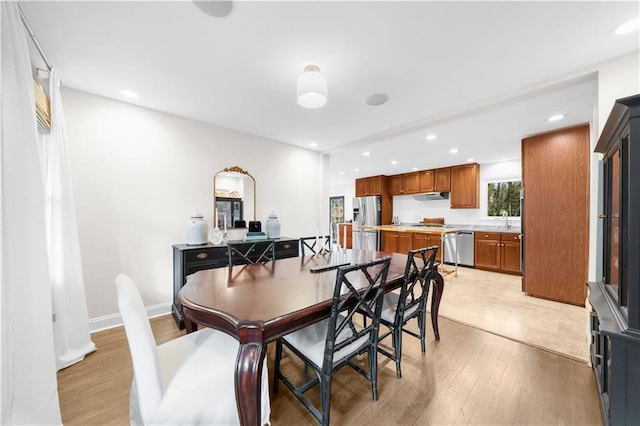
172 237 299 328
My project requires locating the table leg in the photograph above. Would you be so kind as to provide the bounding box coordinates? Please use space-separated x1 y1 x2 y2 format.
430 272 445 340
235 341 265 426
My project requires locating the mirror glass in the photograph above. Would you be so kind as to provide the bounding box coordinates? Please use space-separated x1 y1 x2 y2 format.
213 167 255 229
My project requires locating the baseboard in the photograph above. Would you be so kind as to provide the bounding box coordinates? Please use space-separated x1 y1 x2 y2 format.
89 302 172 333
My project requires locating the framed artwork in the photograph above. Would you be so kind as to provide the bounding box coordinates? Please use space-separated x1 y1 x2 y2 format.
329 196 344 240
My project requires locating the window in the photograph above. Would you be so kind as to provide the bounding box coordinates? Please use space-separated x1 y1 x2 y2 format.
487 180 521 216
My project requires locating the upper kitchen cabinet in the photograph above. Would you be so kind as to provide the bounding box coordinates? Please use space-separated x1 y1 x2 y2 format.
450 163 480 208
389 172 420 195
355 175 386 196
420 167 451 192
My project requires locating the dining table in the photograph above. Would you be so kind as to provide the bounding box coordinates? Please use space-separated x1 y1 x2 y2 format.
178 249 445 426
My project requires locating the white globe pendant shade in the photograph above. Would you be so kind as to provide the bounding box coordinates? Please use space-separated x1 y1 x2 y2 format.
297 65 327 109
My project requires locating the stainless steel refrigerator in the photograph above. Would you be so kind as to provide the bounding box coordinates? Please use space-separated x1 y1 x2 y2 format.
352 195 381 250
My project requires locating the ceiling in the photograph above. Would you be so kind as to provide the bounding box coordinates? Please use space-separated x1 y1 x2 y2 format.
20 1 639 185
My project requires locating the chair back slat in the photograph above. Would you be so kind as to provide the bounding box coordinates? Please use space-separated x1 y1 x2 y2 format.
397 246 438 323
324 257 391 367
300 235 331 256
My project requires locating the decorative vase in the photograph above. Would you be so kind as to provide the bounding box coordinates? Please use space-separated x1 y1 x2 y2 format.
187 210 208 245
265 212 281 239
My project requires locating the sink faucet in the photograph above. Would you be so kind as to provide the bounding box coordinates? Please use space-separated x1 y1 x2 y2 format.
502 210 510 229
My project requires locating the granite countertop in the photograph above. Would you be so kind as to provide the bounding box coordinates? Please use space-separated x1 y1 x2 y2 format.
360 224 521 234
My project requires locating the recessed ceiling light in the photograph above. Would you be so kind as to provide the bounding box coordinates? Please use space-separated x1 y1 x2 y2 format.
339 171 344 175
449 148 459 154
412 167 419 171
354 168 360 172
613 16 640 35
547 114 565 122
391 160 397 165
363 152 371 156
466 158 475 162
364 93 389 106
309 142 318 147
119 89 140 99
426 134 437 141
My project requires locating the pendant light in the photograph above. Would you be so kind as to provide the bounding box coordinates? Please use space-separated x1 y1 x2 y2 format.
297 65 327 109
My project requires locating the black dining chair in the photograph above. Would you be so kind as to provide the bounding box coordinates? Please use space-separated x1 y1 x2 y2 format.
273 257 391 426
369 246 438 378
227 240 275 265
299 235 331 256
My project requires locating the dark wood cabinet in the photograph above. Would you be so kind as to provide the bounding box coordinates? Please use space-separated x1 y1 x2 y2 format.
413 232 442 263
474 232 521 275
338 224 352 249
500 233 522 274
172 238 299 329
522 125 590 305
419 170 435 192
388 174 404 195
355 175 385 196
589 94 640 426
450 163 480 208
403 172 420 194
381 230 398 252
397 232 413 254
434 167 451 192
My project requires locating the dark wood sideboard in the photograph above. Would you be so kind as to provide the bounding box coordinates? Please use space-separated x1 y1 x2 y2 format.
172 237 299 329
589 94 640 426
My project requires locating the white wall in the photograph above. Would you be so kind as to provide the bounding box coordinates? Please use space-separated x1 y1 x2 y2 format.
391 160 522 226
62 88 325 320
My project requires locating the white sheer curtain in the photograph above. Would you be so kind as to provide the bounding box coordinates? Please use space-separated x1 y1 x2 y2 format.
0 2 62 424
43 70 96 371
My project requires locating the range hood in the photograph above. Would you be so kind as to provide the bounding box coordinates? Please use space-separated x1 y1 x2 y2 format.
412 192 450 201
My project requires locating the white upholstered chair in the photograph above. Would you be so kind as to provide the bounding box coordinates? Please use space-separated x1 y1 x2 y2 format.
115 274 271 425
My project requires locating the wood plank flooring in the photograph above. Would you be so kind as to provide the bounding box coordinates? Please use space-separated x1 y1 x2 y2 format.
57 314 602 425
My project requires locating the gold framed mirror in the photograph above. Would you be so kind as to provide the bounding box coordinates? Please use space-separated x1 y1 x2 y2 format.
213 166 256 229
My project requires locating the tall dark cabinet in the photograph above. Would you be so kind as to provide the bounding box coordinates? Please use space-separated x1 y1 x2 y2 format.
588 94 640 426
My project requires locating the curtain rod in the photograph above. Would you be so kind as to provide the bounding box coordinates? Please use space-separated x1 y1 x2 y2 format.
18 4 52 71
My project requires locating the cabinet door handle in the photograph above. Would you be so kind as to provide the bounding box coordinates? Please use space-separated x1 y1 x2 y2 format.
196 252 208 259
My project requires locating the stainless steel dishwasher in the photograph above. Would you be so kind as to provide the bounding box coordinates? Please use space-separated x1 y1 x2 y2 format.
444 231 474 266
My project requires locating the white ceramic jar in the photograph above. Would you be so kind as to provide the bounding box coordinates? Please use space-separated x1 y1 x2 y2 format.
186 210 208 245
265 211 281 239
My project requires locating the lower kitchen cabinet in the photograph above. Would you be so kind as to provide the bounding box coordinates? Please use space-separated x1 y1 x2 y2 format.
338 223 352 249
474 232 521 275
413 232 442 263
382 231 415 256
172 238 299 329
397 231 413 254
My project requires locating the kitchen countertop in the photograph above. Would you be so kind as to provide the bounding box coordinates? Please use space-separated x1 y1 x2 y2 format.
359 224 521 235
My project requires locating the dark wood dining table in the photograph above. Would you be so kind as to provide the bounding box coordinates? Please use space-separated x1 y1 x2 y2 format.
178 249 444 426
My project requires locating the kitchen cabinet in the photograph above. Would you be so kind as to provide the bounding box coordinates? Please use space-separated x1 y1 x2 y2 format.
388 173 420 195
588 94 640 426
381 230 398 252
403 172 420 194
413 232 442 263
419 170 435 192
382 230 413 254
450 163 480 208
420 167 451 192
474 232 521 275
397 231 414 254
338 223 352 249
435 167 451 192
355 175 385 196
522 125 589 304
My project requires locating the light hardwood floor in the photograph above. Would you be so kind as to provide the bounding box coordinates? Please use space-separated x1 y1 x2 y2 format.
58 314 602 425
437 266 590 362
